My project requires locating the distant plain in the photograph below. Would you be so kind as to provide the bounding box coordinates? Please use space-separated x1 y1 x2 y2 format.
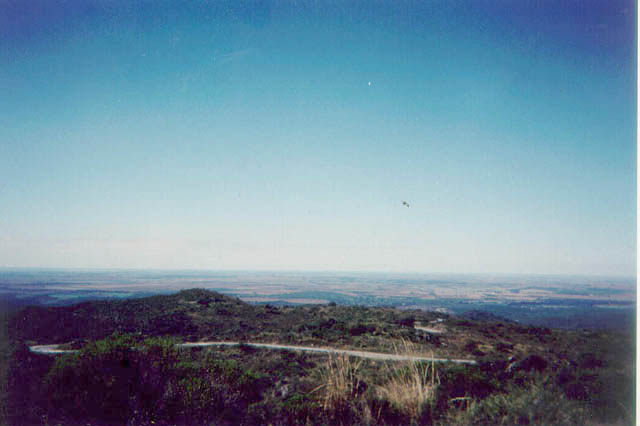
0 269 634 331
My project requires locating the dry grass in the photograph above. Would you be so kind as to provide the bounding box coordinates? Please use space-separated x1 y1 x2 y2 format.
317 353 365 411
376 340 439 419
313 340 440 422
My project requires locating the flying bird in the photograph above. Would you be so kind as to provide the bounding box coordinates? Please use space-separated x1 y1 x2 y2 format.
402 201 410 208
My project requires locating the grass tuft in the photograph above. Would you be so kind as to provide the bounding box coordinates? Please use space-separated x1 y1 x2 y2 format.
376 340 439 420
319 353 365 411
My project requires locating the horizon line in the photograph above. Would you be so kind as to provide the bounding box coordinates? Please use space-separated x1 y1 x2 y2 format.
0 266 635 281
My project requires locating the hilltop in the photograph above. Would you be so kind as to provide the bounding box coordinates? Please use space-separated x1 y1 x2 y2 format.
4 289 635 425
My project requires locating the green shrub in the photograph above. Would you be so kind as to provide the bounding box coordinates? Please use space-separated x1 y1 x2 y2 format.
42 334 269 425
446 380 587 425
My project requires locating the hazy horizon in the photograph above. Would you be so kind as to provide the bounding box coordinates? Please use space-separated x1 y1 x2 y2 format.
0 266 635 282
1 1 636 277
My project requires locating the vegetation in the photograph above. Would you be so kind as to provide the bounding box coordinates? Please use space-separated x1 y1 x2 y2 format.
3 289 635 425
376 358 436 421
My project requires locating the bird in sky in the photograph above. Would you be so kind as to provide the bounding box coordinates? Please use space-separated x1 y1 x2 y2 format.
402 201 410 208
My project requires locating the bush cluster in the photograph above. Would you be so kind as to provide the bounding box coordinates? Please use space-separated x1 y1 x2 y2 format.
4 290 633 425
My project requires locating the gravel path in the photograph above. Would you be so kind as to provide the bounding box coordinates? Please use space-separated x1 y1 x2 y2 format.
29 344 79 354
414 326 445 334
30 341 475 365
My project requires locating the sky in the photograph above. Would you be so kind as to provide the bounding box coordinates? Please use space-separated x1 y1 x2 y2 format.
0 1 636 276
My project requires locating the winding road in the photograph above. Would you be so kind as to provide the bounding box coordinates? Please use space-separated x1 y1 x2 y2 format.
29 341 476 365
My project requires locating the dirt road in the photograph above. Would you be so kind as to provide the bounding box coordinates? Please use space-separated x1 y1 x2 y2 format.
30 341 475 364
29 344 78 354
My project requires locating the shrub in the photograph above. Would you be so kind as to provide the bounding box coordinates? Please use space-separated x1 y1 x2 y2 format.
397 316 415 328
45 332 140 423
349 324 374 336
446 380 587 425
437 365 498 402
42 334 269 425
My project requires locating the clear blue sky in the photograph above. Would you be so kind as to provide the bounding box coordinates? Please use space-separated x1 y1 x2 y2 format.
0 1 636 276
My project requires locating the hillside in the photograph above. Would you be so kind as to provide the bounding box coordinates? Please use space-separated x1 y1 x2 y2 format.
4 289 635 425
